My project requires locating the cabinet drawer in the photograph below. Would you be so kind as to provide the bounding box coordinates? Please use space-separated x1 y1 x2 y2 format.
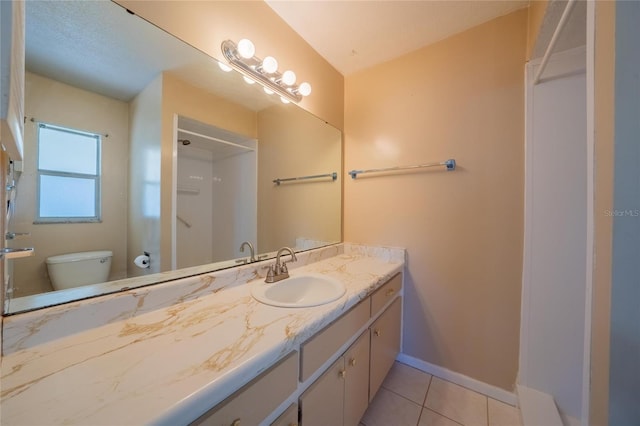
192 351 298 426
370 274 402 317
300 300 369 382
369 298 401 402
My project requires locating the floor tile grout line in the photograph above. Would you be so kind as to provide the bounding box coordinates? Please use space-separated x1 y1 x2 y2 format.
421 407 465 426
423 375 493 426
415 373 433 426
423 372 493 401
422 373 433 406
380 384 424 408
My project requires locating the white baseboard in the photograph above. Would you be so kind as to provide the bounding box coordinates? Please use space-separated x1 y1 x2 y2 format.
396 353 519 406
517 385 563 426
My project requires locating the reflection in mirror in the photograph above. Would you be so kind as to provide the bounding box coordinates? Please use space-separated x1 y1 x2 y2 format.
4 0 341 315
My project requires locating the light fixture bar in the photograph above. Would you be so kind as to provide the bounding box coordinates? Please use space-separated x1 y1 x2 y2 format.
221 39 303 103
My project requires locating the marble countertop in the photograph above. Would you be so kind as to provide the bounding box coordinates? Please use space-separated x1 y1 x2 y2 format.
0 247 404 425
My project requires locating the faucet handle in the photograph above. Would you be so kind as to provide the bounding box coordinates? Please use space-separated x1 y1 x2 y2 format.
262 265 275 282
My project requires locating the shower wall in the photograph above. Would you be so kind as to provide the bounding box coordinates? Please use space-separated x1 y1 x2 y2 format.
176 138 257 269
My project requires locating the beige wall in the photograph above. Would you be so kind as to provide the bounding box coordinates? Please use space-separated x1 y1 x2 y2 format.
527 0 549 60
344 9 527 391
115 0 344 131
257 105 341 253
128 75 162 276
590 2 616 424
11 72 129 296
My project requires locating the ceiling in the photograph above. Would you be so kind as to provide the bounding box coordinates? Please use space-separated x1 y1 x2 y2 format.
25 1 282 111
27 0 586 109
265 0 529 75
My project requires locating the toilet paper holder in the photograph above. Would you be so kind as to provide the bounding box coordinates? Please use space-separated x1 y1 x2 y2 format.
134 251 151 269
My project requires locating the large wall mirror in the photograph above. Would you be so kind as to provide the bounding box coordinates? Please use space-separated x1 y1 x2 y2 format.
4 0 341 315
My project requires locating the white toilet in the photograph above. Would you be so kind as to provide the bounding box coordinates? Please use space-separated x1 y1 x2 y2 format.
46 250 113 291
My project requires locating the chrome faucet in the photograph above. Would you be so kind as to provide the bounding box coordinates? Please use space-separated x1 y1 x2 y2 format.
239 241 256 263
264 247 298 283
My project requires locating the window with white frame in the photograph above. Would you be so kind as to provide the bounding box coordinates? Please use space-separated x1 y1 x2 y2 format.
36 123 101 223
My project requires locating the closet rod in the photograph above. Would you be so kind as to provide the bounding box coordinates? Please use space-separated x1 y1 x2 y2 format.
533 0 578 85
177 128 254 151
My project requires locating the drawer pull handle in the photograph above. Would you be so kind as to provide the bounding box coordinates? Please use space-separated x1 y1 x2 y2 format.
231 420 241 426
385 288 395 296
349 358 357 367
339 369 347 379
374 329 381 337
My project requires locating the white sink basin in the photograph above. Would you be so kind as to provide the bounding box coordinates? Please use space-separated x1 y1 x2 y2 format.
251 273 346 308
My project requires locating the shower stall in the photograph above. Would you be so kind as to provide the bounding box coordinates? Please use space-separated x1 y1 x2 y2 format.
174 116 257 269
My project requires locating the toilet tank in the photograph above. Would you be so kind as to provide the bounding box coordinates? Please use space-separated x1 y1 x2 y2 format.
45 250 113 291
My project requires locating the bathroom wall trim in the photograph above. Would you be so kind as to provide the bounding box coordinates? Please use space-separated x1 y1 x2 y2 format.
396 353 518 406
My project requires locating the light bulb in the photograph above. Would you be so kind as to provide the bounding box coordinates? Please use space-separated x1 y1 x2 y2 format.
218 62 232 72
261 56 278 74
243 76 255 85
280 96 290 104
263 87 275 95
298 82 312 96
281 70 296 86
237 38 255 59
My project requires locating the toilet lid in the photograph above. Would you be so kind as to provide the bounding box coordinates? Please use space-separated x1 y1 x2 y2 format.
46 250 113 264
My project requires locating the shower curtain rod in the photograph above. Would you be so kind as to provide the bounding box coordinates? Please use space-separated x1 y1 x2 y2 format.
177 128 255 151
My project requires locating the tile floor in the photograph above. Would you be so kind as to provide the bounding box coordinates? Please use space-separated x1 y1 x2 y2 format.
360 362 523 426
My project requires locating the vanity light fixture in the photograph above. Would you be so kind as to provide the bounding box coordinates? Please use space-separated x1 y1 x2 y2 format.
221 39 312 103
217 62 233 73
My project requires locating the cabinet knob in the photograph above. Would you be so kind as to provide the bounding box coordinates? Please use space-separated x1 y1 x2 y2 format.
349 358 357 367
231 419 241 426
385 288 395 296
374 329 381 337
339 369 347 379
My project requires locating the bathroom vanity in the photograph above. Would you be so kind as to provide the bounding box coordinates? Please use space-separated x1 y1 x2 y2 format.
195 273 402 426
0 244 404 425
